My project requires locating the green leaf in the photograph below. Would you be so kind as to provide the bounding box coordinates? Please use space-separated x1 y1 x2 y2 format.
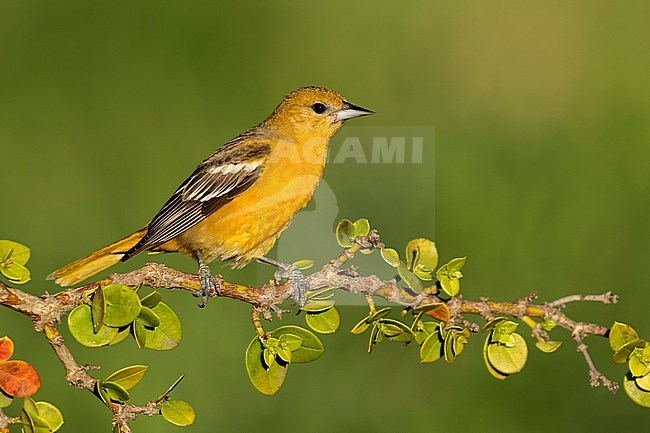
156 374 185 401
436 257 466 297
397 263 423 292
271 326 323 363
624 372 650 408
353 218 370 237
21 407 52 433
292 259 315 270
420 331 443 363
300 299 335 313
305 307 340 334
636 372 650 392
541 317 557 331
263 347 276 368
68 305 118 347
535 340 563 353
96 380 111 406
35 401 64 432
105 365 148 390
21 398 52 433
335 219 356 248
0 262 30 284
609 321 640 352
405 238 438 272
414 266 434 281
161 400 196 426
378 319 415 342
138 306 161 328
446 257 467 272
483 334 509 380
439 276 460 297
415 321 440 345
0 389 12 408
380 248 401 268
280 334 303 352
143 302 182 351
276 347 292 364
108 326 130 346
350 315 372 335
366 307 392 323
91 287 105 334
133 319 147 349
487 332 528 374
443 333 455 363
245 336 288 395
613 339 647 364
494 320 518 335
102 284 142 327
22 396 38 418
629 352 648 377
102 381 130 402
368 322 381 353
0 240 31 265
140 290 162 309
482 317 507 332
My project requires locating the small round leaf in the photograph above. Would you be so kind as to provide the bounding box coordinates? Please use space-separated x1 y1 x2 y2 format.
609 322 640 352
68 305 118 347
102 285 142 327
161 400 196 426
143 302 182 351
35 401 64 432
380 248 401 268
624 373 650 408
487 333 528 375
271 326 323 363
305 307 340 334
420 331 443 363
105 365 148 390
245 337 287 395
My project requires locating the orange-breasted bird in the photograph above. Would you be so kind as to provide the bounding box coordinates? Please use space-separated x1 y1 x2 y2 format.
48 86 374 306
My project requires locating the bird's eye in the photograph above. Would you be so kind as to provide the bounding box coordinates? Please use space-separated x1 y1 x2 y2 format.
311 102 327 114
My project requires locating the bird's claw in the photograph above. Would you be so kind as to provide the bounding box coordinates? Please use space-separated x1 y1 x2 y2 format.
197 263 220 308
275 264 308 307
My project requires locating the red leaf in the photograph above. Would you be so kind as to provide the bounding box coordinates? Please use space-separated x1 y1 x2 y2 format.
0 337 13 363
426 304 451 323
0 360 41 397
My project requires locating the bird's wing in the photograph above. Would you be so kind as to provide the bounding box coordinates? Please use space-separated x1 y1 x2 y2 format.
125 138 271 257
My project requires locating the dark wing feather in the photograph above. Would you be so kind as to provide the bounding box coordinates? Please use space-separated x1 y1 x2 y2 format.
123 136 270 259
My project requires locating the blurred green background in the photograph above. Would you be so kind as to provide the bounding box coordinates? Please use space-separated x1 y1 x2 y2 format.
1 1 649 432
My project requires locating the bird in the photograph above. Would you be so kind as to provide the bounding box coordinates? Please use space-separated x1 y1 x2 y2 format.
48 86 374 306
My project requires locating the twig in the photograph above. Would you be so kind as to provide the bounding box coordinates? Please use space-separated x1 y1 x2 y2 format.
0 237 622 429
0 408 20 430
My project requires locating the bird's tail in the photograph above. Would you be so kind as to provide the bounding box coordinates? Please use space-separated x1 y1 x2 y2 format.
47 228 148 286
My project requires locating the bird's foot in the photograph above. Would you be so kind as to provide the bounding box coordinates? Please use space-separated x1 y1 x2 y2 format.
259 257 309 306
275 264 309 307
197 262 220 308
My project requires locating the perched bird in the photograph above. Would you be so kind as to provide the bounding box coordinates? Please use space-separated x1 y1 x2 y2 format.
48 86 374 306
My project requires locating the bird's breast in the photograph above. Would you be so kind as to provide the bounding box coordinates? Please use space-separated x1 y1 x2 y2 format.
177 136 330 263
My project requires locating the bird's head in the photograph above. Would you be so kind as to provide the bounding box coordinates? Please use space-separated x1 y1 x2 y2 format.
266 86 374 137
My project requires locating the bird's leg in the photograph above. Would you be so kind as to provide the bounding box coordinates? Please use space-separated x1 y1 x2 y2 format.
257 256 309 307
196 252 220 308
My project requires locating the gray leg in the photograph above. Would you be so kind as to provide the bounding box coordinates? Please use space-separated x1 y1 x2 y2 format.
196 252 220 308
257 256 309 306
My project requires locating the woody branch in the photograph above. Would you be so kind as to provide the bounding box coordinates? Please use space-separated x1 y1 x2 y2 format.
0 231 620 431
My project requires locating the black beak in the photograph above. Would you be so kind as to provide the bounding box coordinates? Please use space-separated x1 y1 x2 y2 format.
335 101 375 121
